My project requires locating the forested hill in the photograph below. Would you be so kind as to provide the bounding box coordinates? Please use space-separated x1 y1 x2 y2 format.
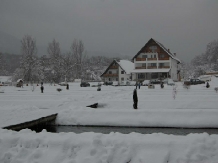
0 53 21 75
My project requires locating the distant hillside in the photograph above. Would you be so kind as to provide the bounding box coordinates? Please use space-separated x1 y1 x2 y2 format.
1 53 21 75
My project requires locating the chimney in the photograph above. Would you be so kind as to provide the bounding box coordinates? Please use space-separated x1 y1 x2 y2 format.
174 53 176 56
168 49 170 52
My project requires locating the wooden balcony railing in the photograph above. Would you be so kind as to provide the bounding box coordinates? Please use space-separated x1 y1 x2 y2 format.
159 66 170 69
147 66 157 69
103 74 118 77
136 67 146 69
110 66 118 69
147 58 157 61
135 58 169 61
158 58 169 60
135 58 146 61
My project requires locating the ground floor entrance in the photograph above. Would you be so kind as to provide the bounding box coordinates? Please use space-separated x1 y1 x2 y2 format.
135 72 169 81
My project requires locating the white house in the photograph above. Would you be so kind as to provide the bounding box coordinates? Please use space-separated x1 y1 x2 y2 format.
131 38 181 81
0 76 12 86
100 59 134 84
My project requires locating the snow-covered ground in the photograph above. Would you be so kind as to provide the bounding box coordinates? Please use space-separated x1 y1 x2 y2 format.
1 77 218 162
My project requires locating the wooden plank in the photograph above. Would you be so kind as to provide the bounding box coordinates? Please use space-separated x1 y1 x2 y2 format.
3 113 58 131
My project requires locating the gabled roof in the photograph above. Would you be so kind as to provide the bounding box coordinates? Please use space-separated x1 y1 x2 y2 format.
100 59 134 77
132 38 181 63
117 60 134 74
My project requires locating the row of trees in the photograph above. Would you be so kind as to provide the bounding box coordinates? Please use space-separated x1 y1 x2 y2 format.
11 35 217 82
13 35 113 83
180 39 218 79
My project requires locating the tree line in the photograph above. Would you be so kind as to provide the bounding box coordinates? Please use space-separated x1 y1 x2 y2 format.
180 39 218 79
1 35 217 82
9 35 114 83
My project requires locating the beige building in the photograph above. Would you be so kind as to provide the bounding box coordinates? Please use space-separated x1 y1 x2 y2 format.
131 38 181 81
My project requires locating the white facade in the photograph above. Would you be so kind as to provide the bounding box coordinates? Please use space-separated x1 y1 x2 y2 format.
101 60 134 84
131 38 181 81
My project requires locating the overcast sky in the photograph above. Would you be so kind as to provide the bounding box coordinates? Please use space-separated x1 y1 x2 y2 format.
0 0 218 62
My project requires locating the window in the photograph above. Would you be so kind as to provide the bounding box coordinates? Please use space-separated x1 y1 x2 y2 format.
151 73 158 79
142 63 146 67
142 55 147 58
121 71 124 74
116 78 118 81
149 46 157 53
109 71 112 74
138 73 145 79
154 55 156 58
159 63 164 67
151 63 157 67
109 78 111 81
121 77 124 81
160 54 165 58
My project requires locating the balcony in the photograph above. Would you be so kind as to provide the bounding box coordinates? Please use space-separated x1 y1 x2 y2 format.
159 66 170 69
159 58 169 60
147 66 157 69
103 74 118 77
135 58 146 61
110 66 118 69
135 57 170 62
136 67 146 69
147 58 157 61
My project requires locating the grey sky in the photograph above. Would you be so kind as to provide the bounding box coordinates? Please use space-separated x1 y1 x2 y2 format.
0 0 218 62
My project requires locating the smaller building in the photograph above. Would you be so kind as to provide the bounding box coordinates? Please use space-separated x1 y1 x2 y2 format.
100 60 134 84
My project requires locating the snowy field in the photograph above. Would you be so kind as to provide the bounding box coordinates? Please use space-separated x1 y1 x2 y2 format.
1 77 218 162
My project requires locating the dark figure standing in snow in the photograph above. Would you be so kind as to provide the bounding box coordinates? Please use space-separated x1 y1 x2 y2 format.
41 83 44 93
138 82 141 89
206 82 210 88
133 89 138 109
66 84 69 90
160 82 164 88
135 82 138 89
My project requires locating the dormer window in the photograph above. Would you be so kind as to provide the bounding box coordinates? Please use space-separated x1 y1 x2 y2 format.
142 55 147 58
149 46 157 53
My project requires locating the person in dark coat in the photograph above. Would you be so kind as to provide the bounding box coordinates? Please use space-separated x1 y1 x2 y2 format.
133 89 138 109
160 82 164 88
206 82 210 88
40 84 44 93
66 84 69 90
40 81 44 92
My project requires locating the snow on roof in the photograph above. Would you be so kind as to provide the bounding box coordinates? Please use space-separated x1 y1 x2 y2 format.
153 39 181 63
116 60 134 74
131 69 170 73
0 76 12 82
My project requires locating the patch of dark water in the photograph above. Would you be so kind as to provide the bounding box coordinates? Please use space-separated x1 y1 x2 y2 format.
29 125 218 135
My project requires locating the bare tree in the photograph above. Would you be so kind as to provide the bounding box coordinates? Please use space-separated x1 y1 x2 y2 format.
47 39 63 83
20 35 38 82
70 39 86 79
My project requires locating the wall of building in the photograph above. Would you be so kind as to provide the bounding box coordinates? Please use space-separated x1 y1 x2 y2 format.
170 59 178 81
118 67 131 83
